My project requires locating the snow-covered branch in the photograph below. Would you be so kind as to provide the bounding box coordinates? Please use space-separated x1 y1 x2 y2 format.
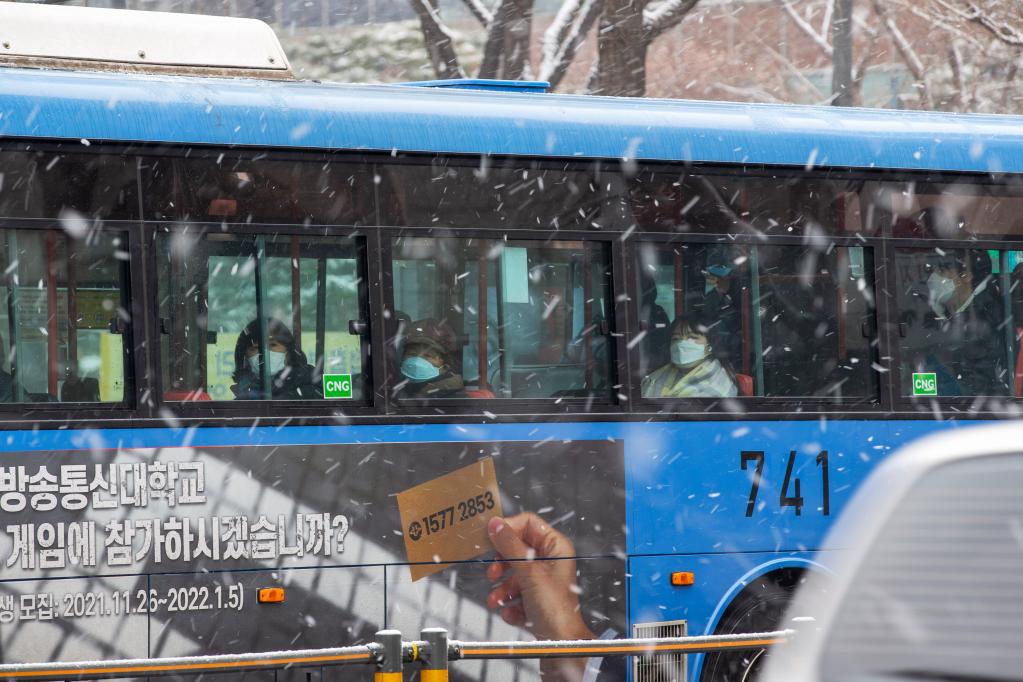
542 0 582 70
539 0 604 87
643 0 699 43
460 0 494 28
781 0 834 57
961 1 1023 46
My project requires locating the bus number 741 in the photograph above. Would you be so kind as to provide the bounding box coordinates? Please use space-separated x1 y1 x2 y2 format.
740 450 830 518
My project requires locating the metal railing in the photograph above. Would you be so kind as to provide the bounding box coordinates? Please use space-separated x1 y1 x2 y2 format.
0 627 794 681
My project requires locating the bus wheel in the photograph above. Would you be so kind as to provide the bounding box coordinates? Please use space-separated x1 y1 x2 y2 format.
698 569 806 682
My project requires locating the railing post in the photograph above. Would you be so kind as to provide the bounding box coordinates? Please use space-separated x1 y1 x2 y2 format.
420 628 449 681
374 630 403 682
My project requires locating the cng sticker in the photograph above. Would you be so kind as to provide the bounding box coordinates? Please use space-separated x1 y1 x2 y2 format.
323 373 353 399
912 372 938 396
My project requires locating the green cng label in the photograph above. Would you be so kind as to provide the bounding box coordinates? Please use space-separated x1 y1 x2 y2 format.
323 374 353 399
912 372 937 396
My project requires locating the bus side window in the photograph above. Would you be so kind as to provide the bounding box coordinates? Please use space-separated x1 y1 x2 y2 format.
0 228 130 404
895 246 1014 399
634 242 878 400
389 237 614 400
158 231 368 403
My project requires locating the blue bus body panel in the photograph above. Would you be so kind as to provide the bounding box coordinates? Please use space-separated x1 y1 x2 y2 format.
0 417 992 678
2 68 1023 173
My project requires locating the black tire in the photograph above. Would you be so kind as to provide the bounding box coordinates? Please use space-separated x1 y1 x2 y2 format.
699 569 805 682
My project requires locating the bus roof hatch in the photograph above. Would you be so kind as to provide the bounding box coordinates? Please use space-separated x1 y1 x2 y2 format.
399 79 550 93
0 2 292 79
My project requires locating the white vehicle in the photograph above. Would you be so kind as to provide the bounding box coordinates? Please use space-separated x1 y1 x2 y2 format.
762 422 1023 682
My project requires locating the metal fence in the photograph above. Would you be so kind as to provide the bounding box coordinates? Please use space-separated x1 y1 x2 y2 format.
0 627 794 681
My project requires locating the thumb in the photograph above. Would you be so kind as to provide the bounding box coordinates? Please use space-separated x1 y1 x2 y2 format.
488 517 533 561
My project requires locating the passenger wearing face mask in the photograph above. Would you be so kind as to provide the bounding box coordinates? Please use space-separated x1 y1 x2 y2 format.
641 316 738 398
395 318 468 399
923 252 1008 396
231 318 322 400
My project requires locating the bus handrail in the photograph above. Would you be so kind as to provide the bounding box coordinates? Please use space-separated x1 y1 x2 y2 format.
0 628 795 680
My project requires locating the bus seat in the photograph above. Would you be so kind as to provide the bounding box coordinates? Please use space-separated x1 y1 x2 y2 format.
60 377 100 402
735 373 753 397
465 388 496 399
164 389 213 401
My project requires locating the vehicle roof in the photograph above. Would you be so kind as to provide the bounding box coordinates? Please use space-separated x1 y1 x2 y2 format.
2 67 1023 174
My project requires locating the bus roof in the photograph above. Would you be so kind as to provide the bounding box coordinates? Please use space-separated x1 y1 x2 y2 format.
1 66 1022 174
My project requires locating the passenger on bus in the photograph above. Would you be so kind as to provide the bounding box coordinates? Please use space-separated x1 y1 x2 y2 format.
700 252 741 369
641 316 738 398
231 318 322 400
925 251 1008 396
395 318 468 399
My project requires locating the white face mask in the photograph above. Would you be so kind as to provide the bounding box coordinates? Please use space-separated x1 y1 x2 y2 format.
927 271 956 316
249 351 287 375
268 350 286 375
671 338 707 367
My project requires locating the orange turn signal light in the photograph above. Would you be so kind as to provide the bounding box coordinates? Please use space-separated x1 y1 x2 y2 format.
670 571 695 587
257 587 285 604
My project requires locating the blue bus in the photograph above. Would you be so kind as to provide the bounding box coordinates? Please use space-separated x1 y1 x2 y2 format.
2 11 1023 682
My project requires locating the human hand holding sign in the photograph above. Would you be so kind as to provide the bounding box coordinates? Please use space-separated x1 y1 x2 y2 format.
487 514 595 681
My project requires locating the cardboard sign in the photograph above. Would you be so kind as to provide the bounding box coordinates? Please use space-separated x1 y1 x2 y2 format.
396 457 503 581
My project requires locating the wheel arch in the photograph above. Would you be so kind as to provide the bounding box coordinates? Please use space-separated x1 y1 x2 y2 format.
690 557 831 682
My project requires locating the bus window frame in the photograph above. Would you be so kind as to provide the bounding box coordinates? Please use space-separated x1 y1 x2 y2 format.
150 220 378 415
625 231 887 412
0 218 141 415
379 226 629 414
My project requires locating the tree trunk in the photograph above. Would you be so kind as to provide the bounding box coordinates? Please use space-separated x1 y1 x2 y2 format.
411 0 464 79
502 0 534 80
591 0 647 96
831 0 854 106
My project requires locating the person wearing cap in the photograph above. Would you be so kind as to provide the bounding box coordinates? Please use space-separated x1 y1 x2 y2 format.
396 318 468 399
701 255 741 370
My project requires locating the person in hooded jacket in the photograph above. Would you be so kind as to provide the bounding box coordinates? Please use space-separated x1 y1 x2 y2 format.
231 318 322 400
395 318 468 399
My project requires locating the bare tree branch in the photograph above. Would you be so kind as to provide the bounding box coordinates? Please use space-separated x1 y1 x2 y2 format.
710 82 786 104
410 0 466 79
478 0 534 80
479 0 511 78
873 0 932 109
937 0 1023 46
542 0 583 70
750 33 829 102
540 0 604 88
460 0 494 28
949 40 967 110
643 0 699 43
851 25 879 90
782 0 834 57
820 0 835 38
